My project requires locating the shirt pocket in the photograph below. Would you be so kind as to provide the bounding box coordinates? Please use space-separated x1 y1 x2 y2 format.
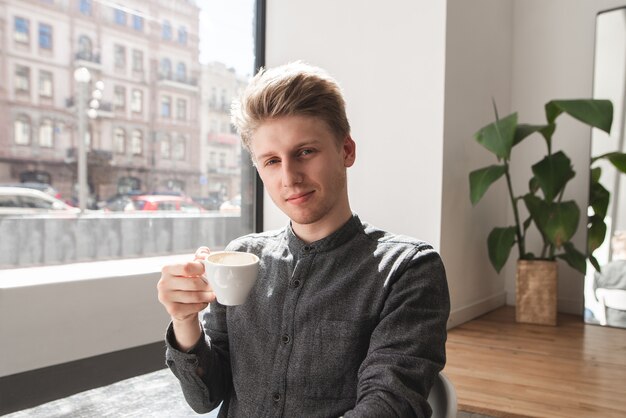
304 318 372 400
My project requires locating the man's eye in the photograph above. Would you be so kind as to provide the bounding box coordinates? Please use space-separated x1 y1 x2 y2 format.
300 149 315 156
264 159 279 167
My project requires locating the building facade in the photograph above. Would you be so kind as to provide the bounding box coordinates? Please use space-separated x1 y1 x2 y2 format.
0 0 202 204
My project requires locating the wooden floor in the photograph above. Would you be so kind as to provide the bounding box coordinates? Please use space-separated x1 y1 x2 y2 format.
445 306 626 418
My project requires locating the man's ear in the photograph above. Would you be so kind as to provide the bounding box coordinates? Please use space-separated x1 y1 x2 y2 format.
343 135 356 167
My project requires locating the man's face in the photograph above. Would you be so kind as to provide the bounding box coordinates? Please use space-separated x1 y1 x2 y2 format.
251 115 355 229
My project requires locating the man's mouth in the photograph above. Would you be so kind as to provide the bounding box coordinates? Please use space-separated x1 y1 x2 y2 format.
286 191 315 203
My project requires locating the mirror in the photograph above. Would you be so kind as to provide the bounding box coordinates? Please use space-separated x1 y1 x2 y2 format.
585 7 626 329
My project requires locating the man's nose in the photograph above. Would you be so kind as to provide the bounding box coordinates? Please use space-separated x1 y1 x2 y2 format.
282 160 303 187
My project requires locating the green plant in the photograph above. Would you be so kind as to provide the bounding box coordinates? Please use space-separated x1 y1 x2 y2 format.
469 99 616 274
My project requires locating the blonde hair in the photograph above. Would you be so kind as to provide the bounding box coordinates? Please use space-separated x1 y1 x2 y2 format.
231 62 350 154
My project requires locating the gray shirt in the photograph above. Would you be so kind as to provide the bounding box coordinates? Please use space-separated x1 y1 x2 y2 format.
165 214 450 417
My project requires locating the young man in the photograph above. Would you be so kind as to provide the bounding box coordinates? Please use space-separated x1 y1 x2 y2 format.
157 62 450 417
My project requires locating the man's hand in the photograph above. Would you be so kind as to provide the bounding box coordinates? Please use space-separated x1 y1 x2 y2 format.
157 246 215 350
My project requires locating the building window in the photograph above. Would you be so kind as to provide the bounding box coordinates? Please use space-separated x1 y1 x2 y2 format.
178 26 187 45
160 58 171 79
79 0 92 15
131 89 142 113
131 129 143 155
78 35 93 60
161 96 171 118
14 115 31 145
114 8 126 26
39 23 52 50
132 15 143 31
114 44 126 69
176 62 187 82
39 71 53 98
162 20 172 40
114 86 126 111
14 17 29 43
161 134 171 158
114 128 126 154
132 50 143 72
176 98 187 120
15 65 30 93
172 135 186 161
39 119 54 147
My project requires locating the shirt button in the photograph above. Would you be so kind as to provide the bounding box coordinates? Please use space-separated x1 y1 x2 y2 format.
291 279 301 288
272 392 281 402
281 334 291 344
303 245 311 251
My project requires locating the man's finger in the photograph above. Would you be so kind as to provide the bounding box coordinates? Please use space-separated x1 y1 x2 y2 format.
195 246 211 260
162 261 205 277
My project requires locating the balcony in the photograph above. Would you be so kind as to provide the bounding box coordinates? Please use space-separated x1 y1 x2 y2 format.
156 74 199 93
75 52 102 71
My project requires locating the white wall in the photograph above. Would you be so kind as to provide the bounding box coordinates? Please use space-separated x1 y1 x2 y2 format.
263 0 448 250
441 0 514 326
506 0 626 314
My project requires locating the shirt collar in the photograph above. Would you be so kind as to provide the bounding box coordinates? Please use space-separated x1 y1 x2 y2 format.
285 213 362 256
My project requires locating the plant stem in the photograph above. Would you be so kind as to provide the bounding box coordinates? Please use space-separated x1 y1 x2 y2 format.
504 160 525 258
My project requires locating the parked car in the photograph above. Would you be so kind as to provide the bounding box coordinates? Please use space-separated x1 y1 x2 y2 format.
219 195 241 215
99 191 144 212
0 182 62 199
0 186 80 215
130 195 205 213
192 196 222 211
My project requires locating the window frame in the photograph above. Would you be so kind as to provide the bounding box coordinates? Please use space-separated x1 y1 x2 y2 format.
38 23 53 50
14 16 29 44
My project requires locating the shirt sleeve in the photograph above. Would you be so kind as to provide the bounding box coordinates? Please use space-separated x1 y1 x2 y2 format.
164 302 232 414
343 246 450 418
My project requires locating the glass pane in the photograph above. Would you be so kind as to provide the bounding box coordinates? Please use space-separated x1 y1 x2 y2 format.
0 0 259 268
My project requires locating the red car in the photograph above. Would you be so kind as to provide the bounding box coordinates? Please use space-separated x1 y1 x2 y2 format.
130 195 205 212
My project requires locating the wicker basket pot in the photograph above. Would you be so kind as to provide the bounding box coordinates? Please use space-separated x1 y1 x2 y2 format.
516 260 558 326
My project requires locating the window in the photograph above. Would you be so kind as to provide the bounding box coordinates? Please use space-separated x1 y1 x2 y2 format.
176 62 187 82
0 0 259 270
162 20 172 40
161 96 171 118
78 35 92 60
131 130 143 155
114 86 126 110
14 115 31 145
178 26 187 45
114 44 126 69
114 8 126 26
39 71 53 98
132 15 143 31
79 0 92 15
132 50 143 72
160 58 172 79
172 135 186 160
161 134 171 158
176 98 187 120
39 119 54 147
39 23 52 50
131 89 142 113
114 128 126 154
14 17 29 43
15 65 30 93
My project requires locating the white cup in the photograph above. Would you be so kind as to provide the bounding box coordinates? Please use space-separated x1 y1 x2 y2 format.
201 251 259 306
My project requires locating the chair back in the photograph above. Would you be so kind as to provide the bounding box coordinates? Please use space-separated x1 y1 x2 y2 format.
427 371 457 418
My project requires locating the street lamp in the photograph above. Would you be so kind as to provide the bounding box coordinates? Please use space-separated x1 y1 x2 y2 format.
74 67 91 213
73 67 104 212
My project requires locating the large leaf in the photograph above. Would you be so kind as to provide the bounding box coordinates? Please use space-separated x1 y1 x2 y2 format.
514 124 553 146
593 152 626 173
475 112 518 160
487 227 517 273
531 151 575 201
557 242 586 274
590 166 602 183
545 99 613 134
469 165 507 205
544 201 580 248
587 215 607 255
589 254 601 273
523 194 550 238
589 178 610 219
